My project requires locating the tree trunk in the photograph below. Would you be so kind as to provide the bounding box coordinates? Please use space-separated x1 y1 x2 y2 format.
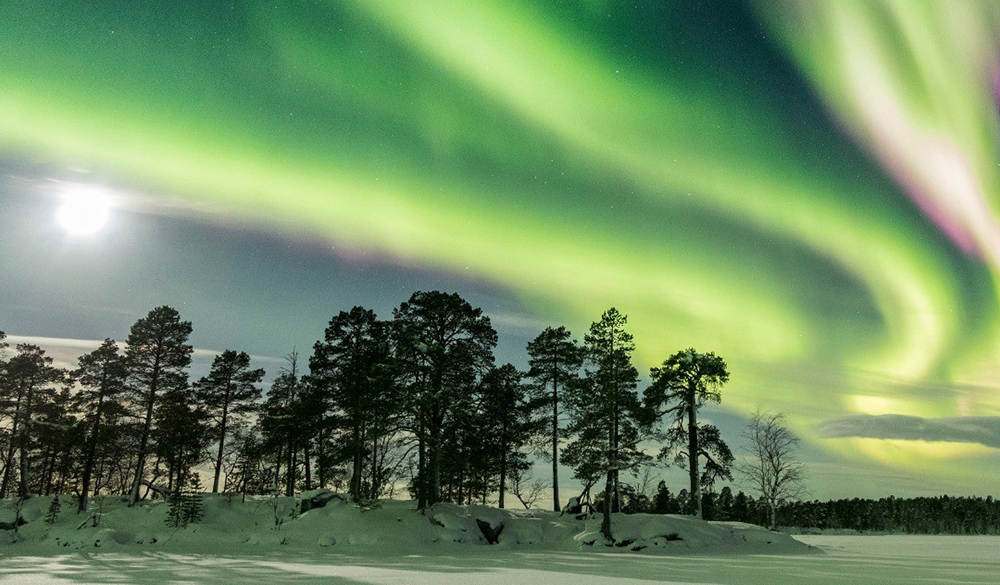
552 366 560 512
0 385 23 498
213 402 229 493
130 357 160 506
499 432 507 509
416 430 426 510
274 444 283 492
79 384 107 512
428 423 442 507
688 385 701 519
601 468 613 541
18 380 36 499
611 402 622 512
286 438 295 496
351 423 362 500
601 413 615 541
303 440 312 491
317 427 326 489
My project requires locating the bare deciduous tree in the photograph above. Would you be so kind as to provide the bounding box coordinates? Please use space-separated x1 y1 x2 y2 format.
737 410 806 530
509 466 547 510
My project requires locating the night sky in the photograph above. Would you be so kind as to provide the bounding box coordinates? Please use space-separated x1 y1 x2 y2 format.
2 0 1000 498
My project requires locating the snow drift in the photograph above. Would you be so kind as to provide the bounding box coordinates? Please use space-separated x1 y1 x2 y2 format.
0 491 810 555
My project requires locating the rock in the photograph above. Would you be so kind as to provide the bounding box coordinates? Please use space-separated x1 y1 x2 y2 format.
476 518 504 544
0 516 27 531
298 489 348 514
563 497 593 517
318 535 337 547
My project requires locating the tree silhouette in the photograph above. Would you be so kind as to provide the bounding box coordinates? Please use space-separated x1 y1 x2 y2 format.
1 344 63 499
73 339 127 511
194 350 264 493
392 291 496 508
526 326 582 511
124 306 193 505
565 308 645 541
644 348 733 519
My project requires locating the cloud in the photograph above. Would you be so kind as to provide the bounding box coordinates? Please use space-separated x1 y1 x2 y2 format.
4 335 285 372
816 414 1000 449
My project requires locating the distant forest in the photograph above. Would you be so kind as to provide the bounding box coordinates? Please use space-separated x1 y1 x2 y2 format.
1 291 993 536
626 485 1000 534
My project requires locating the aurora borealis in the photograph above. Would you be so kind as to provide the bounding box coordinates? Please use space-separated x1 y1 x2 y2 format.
3 0 1000 497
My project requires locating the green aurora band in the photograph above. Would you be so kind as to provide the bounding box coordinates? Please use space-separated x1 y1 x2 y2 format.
2 0 1000 491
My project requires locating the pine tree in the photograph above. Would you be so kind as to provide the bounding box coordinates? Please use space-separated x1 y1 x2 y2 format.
308 307 399 502
564 308 646 541
644 348 733 519
0 344 63 499
73 339 128 512
259 352 305 496
154 387 209 495
478 364 534 508
125 306 193 505
392 291 497 509
193 350 264 493
525 326 582 512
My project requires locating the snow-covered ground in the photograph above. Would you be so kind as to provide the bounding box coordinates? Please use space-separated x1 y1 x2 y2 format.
3 495 996 584
2 536 998 584
1 492 806 554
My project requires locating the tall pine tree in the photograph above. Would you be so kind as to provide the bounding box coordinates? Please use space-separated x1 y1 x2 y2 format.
1 344 63 499
125 306 193 505
73 339 127 511
392 291 496 509
526 326 582 512
309 307 399 502
564 308 646 541
193 350 264 493
479 364 534 509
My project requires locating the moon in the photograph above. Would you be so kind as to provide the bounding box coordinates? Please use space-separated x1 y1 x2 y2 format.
57 188 111 235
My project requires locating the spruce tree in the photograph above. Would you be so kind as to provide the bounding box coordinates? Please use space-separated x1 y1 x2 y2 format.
526 326 582 512
644 348 733 519
45 494 61 524
125 306 193 505
183 474 205 525
193 350 264 493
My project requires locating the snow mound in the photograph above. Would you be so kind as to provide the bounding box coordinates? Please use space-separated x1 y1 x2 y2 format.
1 494 810 556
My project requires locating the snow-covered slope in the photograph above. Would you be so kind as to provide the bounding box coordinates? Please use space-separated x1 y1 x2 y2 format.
0 492 810 555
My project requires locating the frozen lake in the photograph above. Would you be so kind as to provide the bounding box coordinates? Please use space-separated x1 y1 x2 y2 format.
2 535 997 584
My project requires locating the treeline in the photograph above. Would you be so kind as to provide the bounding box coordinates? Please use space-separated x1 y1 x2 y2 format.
1 291 745 541
619 484 1000 534
776 495 1000 534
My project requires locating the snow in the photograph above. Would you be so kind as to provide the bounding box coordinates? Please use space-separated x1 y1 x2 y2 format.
1 493 806 555
14 495 999 583
2 536 998 584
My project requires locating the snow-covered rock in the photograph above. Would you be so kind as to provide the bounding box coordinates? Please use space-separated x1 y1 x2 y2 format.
297 489 348 514
0 495 811 557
